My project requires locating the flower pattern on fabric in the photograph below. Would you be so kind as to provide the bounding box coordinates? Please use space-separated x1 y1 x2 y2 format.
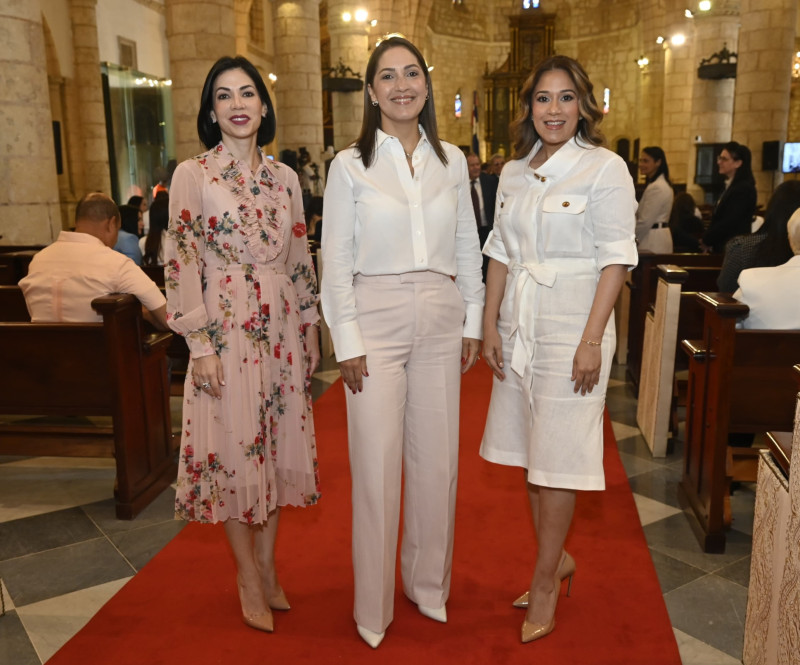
166 142 321 525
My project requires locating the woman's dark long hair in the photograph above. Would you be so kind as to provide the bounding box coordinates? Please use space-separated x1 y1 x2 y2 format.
119 204 141 237
197 56 276 150
142 194 169 266
354 35 447 169
723 141 755 186
751 180 800 268
642 146 671 185
511 55 604 160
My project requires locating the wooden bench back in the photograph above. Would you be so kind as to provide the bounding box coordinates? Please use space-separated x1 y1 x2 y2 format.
0 285 31 321
0 322 112 415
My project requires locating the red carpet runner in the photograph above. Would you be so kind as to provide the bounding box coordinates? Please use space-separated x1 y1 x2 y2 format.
50 363 681 665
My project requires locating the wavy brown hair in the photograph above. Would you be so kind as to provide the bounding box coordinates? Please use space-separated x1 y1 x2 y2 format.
354 35 447 169
511 55 604 160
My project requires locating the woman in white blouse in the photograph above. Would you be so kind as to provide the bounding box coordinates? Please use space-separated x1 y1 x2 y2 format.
480 56 637 644
321 35 484 649
635 146 674 253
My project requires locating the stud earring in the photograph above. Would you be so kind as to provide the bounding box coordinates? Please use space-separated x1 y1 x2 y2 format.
371 100 379 107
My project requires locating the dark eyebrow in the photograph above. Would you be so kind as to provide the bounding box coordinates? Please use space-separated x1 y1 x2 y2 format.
214 84 256 93
378 64 422 75
535 88 577 95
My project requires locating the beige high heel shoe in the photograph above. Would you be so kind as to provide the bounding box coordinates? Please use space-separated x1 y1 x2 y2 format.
266 586 291 611
237 577 274 633
520 574 559 644
512 551 576 608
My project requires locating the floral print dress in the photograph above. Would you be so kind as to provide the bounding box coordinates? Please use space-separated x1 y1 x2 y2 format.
165 142 321 524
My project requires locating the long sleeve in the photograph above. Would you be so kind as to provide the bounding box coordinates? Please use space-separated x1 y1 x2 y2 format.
283 167 321 327
320 155 362 361
164 159 216 359
703 181 757 251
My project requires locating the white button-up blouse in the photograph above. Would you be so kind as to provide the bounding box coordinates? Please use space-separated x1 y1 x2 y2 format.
321 128 485 362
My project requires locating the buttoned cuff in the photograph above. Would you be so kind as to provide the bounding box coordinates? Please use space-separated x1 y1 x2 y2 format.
330 319 365 362
463 302 484 340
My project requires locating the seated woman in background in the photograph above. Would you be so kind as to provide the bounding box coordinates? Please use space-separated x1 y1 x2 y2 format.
634 146 673 253
113 203 143 265
717 180 800 292
140 193 169 266
702 141 757 253
669 192 704 253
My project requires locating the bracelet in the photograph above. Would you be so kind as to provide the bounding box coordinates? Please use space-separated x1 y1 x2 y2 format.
581 337 601 346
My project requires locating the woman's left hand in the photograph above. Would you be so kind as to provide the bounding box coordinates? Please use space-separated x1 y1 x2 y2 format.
571 342 601 395
305 324 321 376
461 337 481 374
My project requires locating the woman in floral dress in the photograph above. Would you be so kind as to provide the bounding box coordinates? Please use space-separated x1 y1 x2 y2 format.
165 56 321 634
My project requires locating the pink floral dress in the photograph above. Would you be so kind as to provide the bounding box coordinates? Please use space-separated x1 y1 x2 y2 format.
165 143 321 524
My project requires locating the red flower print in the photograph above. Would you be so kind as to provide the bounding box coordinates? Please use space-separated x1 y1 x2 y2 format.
287 352 293 365
262 304 270 316
292 222 307 238
180 209 191 222
256 208 263 219
223 242 230 249
274 342 281 359
208 216 217 228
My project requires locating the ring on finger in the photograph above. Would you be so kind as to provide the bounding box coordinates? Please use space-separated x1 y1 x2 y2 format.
201 381 211 390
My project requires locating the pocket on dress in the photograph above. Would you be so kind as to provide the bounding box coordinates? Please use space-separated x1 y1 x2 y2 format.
541 194 587 252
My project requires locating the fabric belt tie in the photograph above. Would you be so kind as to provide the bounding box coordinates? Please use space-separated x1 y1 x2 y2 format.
651 222 668 229
508 260 558 378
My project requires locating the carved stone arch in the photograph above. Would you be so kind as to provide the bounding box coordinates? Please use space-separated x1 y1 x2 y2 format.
411 0 434 46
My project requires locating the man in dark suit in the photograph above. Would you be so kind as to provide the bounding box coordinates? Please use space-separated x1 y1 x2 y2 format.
467 153 498 281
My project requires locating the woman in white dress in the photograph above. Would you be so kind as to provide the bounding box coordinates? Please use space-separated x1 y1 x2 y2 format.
480 55 637 644
322 35 483 649
635 146 674 253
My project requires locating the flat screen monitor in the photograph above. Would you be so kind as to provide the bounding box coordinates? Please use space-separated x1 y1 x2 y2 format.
782 142 800 173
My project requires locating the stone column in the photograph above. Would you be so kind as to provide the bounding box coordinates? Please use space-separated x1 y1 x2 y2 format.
165 0 236 162
69 0 111 196
686 9 739 201
732 0 798 204
660 33 694 191
327 0 370 150
273 0 324 157
0 0 61 244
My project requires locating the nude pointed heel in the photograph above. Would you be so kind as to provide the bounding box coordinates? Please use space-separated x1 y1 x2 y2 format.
520 574 560 644
512 551 576 608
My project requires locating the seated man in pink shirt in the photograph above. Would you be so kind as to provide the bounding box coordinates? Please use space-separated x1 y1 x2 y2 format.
19 192 168 329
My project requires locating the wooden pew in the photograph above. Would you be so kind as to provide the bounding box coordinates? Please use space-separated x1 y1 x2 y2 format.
0 293 178 519
625 251 723 390
679 293 800 552
636 265 720 456
0 249 39 285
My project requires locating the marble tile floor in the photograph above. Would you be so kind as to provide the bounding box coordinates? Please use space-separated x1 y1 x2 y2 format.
0 365 751 664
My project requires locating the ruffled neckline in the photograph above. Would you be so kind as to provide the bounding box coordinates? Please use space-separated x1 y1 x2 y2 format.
206 142 286 263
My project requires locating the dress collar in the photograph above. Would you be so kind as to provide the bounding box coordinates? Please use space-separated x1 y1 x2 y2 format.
526 136 590 183
376 125 429 153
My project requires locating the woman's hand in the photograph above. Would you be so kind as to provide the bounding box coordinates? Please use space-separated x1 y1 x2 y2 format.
340 356 368 394
192 353 225 399
304 324 321 377
482 326 505 381
571 342 601 396
461 337 480 374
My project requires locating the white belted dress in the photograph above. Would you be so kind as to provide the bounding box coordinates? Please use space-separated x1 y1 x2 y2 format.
479 137 637 490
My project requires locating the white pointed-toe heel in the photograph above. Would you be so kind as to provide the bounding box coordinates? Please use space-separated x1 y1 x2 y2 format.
357 625 385 648
418 603 447 623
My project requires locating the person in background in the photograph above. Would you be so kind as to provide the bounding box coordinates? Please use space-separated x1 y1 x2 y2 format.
165 55 321 635
489 152 506 176
128 194 149 235
733 208 800 329
113 203 143 265
669 192 704 253
19 192 166 329
306 195 323 244
717 180 800 292
635 146 673 253
321 34 483 649
480 55 637 645
701 141 757 253
466 151 498 280
140 192 169 266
